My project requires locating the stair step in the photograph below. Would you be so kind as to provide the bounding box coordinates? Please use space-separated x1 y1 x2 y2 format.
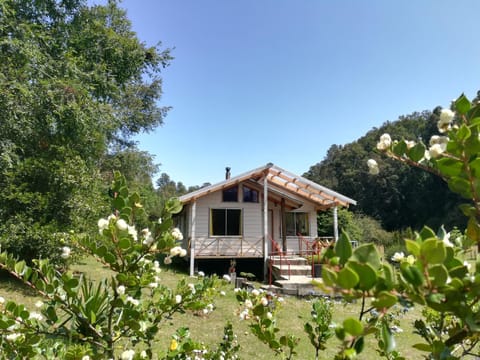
269 256 308 266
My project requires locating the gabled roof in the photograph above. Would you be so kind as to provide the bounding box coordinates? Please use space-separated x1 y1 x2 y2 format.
178 163 356 210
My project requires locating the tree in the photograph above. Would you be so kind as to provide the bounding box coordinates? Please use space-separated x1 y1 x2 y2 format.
0 0 172 261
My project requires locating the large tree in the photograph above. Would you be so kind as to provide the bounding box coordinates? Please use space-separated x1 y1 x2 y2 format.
0 0 171 261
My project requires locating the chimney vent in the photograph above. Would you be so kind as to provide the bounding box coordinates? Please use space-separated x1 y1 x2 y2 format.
225 167 231 180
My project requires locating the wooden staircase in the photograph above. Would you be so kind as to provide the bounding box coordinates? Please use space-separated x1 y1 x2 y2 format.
265 255 323 296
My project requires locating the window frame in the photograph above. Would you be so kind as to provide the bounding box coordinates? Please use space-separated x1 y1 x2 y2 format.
222 186 238 202
242 185 259 203
210 208 243 237
285 212 309 236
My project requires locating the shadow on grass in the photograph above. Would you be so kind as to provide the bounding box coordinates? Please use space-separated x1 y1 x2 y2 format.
0 268 37 297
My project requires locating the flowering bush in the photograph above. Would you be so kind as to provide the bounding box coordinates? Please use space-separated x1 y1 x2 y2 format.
316 93 480 359
0 172 235 359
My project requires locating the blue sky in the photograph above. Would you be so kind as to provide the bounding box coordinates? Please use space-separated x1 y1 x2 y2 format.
105 0 479 187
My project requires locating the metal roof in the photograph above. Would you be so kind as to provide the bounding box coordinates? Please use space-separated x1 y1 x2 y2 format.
178 163 356 209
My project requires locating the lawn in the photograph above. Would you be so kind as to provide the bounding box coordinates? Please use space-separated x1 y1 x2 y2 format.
0 256 427 359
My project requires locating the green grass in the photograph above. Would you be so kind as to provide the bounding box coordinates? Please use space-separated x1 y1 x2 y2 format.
0 257 427 359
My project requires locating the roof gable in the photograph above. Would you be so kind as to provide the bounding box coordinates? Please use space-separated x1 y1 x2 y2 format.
178 163 356 209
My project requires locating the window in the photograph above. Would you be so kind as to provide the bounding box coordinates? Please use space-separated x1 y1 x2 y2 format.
285 212 309 236
211 209 242 236
222 186 238 202
243 186 259 203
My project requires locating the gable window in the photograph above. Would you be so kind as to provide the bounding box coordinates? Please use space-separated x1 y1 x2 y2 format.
211 209 242 236
243 186 259 203
222 186 238 202
285 212 308 236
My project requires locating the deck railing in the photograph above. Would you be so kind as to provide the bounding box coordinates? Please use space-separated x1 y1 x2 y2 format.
268 236 291 286
297 235 333 277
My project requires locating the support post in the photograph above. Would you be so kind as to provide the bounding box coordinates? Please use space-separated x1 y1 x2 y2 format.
333 205 339 242
281 198 287 252
263 177 269 279
189 201 197 277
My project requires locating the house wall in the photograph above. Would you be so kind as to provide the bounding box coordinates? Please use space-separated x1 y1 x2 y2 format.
188 186 264 258
183 182 320 258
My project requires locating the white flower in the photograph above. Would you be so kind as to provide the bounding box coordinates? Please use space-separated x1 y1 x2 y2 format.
121 349 135 360
391 252 405 262
0 296 5 305
82 356 91 360
158 218 162 224
188 283 196 294
266 312 273 319
197 271 205 277
29 312 43 321
464 260 472 271
140 351 148 359
116 219 128 231
179 248 187 257
376 133 392 151
61 246 71 259
126 296 140 306
277 297 285 303
164 256 172 265
149 282 158 289
35 300 44 308
117 285 126 295
170 246 182 257
153 260 161 273
367 159 379 175
260 297 268 306
127 225 138 241
6 333 21 342
443 233 454 247
175 294 182 304
239 309 249 320
251 289 260 296
245 299 253 308
98 218 109 234
223 274 231 282
429 135 449 146
438 109 455 132
171 228 183 241
429 143 447 159
220 291 226 296
233 288 240 293
143 235 154 246
405 140 416 149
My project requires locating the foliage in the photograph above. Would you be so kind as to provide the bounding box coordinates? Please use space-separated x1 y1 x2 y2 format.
0 0 172 261
0 172 234 359
305 111 465 231
314 93 480 359
304 298 334 360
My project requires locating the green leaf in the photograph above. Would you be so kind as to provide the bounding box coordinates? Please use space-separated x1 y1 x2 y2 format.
118 238 131 250
436 158 464 177
321 267 337 287
429 264 448 287
421 238 446 264
347 261 377 291
455 94 471 115
400 263 424 287
353 336 365 354
413 343 432 352
337 267 359 289
381 321 396 353
335 231 352 266
372 291 397 309
419 227 436 240
408 143 426 162
448 177 472 199
405 239 421 257
456 124 471 141
392 140 407 156
351 243 380 269
343 318 363 336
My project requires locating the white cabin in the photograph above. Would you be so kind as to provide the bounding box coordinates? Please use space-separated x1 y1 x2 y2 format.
176 163 356 276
